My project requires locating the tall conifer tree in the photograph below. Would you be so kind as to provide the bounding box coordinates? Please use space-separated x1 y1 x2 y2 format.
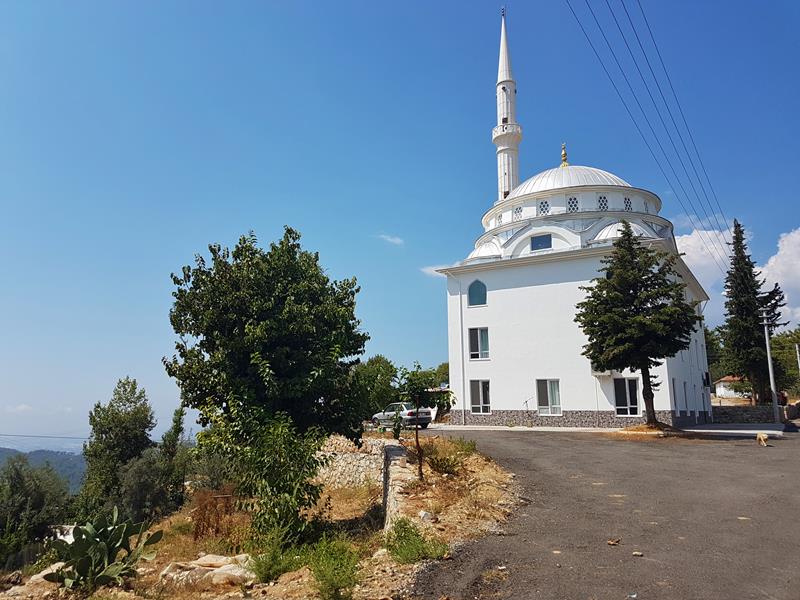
575 222 700 425
722 220 786 402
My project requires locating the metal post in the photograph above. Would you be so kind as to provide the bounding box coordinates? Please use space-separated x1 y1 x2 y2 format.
762 311 780 424
795 343 800 376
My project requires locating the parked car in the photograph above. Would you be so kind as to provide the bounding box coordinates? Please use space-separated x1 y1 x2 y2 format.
372 402 431 429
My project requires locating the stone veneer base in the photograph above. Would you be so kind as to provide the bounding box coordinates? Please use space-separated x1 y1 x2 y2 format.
449 409 710 428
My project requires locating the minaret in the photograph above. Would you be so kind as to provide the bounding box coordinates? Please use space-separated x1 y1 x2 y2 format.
492 9 522 203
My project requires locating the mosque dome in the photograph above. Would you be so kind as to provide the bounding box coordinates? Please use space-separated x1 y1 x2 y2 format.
507 165 632 199
594 221 654 241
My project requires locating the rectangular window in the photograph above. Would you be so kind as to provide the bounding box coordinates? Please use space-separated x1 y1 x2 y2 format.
468 327 489 359
536 379 562 416
470 380 491 414
613 377 639 416
598 195 608 211
531 234 552 251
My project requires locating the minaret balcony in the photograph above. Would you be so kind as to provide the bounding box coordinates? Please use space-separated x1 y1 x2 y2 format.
492 123 522 144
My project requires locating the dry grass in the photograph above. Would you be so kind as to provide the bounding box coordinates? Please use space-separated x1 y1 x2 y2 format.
397 436 517 542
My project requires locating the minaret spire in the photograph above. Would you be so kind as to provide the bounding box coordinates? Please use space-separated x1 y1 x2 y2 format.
492 9 522 203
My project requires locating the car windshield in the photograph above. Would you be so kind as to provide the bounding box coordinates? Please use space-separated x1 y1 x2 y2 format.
401 403 414 411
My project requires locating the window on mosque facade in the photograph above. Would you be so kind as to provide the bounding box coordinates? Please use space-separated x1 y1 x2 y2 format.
567 197 579 213
467 280 487 306
531 234 552 251
470 380 491 414
538 200 550 216
497 212 503 225
469 328 490 359
624 197 632 211
614 378 640 416
513 206 523 221
537 379 561 416
598 195 608 211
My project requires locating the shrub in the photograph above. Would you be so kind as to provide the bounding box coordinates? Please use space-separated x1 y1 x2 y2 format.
250 527 301 583
424 446 461 475
232 414 327 541
308 535 360 600
391 409 403 440
449 437 477 456
45 507 162 592
385 518 447 564
424 437 477 475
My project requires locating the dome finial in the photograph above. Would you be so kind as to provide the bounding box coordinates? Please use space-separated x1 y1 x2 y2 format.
560 142 569 167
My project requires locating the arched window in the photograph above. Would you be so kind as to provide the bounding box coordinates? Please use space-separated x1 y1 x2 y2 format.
467 280 487 306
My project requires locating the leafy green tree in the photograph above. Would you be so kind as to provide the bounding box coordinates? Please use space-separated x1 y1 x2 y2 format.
116 448 170 523
352 355 398 417
159 406 189 510
202 412 326 541
396 364 450 480
574 221 700 425
722 220 787 402
79 377 155 518
164 228 370 443
0 456 69 570
434 362 449 386
704 325 725 383
771 327 800 396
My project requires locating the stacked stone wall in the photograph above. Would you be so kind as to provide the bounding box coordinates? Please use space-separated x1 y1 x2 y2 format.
712 405 783 424
314 435 387 489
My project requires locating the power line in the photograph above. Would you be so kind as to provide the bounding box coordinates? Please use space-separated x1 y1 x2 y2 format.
604 0 731 255
580 0 729 274
0 433 88 440
632 0 732 235
617 0 731 243
567 0 728 277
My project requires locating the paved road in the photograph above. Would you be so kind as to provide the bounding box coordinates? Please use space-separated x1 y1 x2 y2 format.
414 431 800 600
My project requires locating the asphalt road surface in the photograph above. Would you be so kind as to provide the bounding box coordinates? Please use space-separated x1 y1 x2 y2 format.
414 430 800 600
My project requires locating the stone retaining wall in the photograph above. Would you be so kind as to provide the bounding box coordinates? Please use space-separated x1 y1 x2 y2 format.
712 405 780 424
382 441 413 531
314 435 414 530
315 435 386 489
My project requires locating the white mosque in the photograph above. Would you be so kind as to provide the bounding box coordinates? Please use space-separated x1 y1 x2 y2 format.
438 14 711 427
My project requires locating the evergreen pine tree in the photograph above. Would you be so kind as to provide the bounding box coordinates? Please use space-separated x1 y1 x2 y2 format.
722 220 787 402
575 221 700 425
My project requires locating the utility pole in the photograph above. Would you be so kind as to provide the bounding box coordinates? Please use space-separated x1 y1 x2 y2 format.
795 343 800 376
761 310 781 424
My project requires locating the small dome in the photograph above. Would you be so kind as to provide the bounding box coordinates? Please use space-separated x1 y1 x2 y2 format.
468 240 502 259
508 165 631 199
595 221 653 241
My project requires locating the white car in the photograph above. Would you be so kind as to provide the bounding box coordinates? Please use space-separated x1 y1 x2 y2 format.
372 402 432 429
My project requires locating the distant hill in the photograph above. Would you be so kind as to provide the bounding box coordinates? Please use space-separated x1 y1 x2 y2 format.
0 447 85 493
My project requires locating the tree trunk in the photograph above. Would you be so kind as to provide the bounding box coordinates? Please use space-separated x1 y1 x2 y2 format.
414 401 424 481
640 365 657 426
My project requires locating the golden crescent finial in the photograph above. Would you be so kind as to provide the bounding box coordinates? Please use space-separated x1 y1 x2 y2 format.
560 142 569 167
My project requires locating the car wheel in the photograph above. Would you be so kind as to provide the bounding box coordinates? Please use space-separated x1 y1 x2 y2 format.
420 423 429 429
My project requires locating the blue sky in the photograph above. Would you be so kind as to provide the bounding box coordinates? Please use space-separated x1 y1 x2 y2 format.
1 1 798 444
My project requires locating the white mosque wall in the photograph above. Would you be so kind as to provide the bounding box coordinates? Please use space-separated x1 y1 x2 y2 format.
445 253 710 426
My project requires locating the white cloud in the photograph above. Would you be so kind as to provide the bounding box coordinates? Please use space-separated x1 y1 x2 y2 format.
675 228 730 290
420 264 456 278
760 227 800 325
5 403 33 414
375 234 404 246
671 213 733 234
675 227 731 324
